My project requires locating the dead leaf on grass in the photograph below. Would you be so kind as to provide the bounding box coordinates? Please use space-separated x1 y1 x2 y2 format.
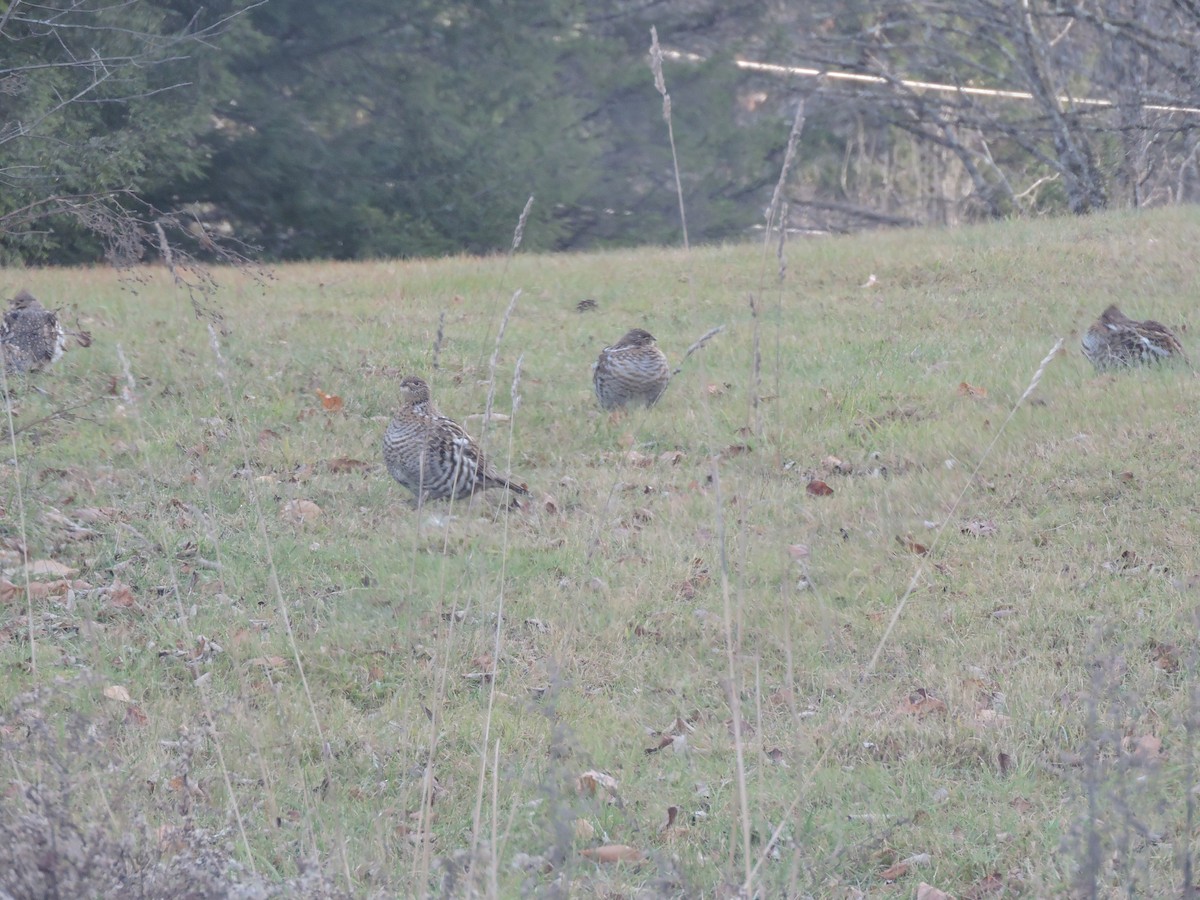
624 450 654 468
281 499 322 525
963 872 1005 898
659 805 680 833
645 734 674 755
580 844 644 864
1150 641 1180 672
898 688 946 718
103 684 132 704
819 454 847 474
248 656 289 669
957 381 987 398
1127 734 1163 765
725 718 754 739
73 506 121 524
806 479 834 496
998 751 1013 775
107 580 137 609
961 518 997 537
315 390 343 412
896 534 929 556
916 884 953 900
19 559 78 579
575 770 620 803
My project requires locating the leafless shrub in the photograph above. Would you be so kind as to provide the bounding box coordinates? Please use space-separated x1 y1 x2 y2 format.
0 684 347 899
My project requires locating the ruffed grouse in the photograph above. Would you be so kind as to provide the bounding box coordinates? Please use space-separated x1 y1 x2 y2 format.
2 290 66 375
1081 305 1186 372
383 375 529 502
593 328 670 410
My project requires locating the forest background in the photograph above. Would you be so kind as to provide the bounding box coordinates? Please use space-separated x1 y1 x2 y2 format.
4 0 1200 267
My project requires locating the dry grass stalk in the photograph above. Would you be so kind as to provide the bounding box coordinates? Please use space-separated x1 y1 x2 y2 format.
649 27 689 251
432 309 446 370
764 101 807 246
749 292 762 435
471 354 524 871
670 324 725 378
511 194 534 255
482 289 522 447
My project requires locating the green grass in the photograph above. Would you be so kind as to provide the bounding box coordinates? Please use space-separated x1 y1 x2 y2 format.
3 206 1200 897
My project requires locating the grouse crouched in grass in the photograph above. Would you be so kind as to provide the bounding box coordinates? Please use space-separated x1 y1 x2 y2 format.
593 328 670 410
382 375 529 503
2 290 67 376
1081 305 1186 372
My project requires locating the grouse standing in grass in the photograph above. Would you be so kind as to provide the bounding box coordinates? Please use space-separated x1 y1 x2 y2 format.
1 290 67 376
1081 305 1186 372
382 375 530 503
593 328 670 410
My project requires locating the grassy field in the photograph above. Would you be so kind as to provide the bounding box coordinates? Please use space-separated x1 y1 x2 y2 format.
2 205 1199 897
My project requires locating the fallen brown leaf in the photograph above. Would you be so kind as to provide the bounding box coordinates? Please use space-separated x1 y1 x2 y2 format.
645 735 674 755
22 559 77 578
580 844 644 864
917 884 953 900
248 656 289 669
281 498 322 525
957 381 988 398
107 580 137 608
316 390 344 412
961 518 997 537
103 685 132 703
896 534 929 556
72 506 122 524
963 872 1005 898
624 450 654 468
659 805 680 833
575 770 620 802
806 479 834 496
1150 641 1180 672
1128 733 1163 765
898 688 947 718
